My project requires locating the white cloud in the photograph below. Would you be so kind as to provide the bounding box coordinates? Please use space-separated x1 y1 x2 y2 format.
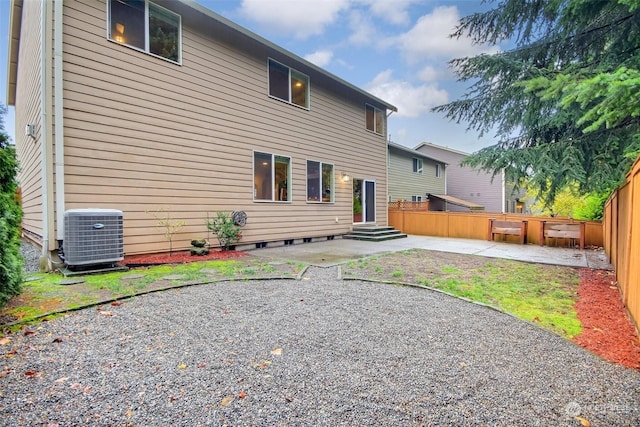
417 65 438 81
347 10 375 46
366 70 449 118
363 0 418 26
392 6 498 62
238 0 350 39
304 49 334 67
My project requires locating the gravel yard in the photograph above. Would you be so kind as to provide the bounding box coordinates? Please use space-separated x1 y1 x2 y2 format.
1 265 639 426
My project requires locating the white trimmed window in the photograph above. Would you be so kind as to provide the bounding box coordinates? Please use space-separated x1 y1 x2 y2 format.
268 59 310 109
411 195 422 202
254 152 291 202
108 0 181 63
413 158 423 174
365 104 384 135
436 163 442 178
307 161 334 203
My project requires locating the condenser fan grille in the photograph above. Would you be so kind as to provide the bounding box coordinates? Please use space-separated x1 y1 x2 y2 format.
64 209 124 266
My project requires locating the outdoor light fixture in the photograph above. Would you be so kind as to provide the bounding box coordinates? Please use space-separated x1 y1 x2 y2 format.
341 173 350 182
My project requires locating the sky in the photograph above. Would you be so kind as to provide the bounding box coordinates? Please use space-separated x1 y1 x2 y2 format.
0 0 504 153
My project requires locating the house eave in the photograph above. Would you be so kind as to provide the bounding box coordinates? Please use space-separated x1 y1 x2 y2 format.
7 0 23 106
174 0 397 113
389 141 448 165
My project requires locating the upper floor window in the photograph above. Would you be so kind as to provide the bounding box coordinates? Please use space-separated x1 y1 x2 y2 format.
307 161 334 203
365 104 384 135
254 151 291 202
109 0 181 64
413 158 423 174
411 195 422 202
268 59 309 109
436 163 442 178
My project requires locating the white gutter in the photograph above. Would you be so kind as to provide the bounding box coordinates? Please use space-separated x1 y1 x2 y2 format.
54 0 65 240
39 0 49 260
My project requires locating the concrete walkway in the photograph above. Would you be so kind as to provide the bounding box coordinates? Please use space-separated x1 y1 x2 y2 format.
250 235 612 269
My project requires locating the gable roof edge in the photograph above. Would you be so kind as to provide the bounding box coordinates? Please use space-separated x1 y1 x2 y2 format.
388 141 448 165
177 0 397 113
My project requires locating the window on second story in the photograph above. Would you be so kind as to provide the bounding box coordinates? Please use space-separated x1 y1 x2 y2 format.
411 195 422 202
307 161 334 203
435 163 442 178
109 0 181 63
365 104 384 135
268 59 309 109
413 158 423 174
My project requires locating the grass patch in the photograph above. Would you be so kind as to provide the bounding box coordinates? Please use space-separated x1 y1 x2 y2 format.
1 256 306 329
341 250 581 339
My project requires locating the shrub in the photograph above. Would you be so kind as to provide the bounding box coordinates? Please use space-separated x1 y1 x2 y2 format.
0 106 23 307
207 211 241 250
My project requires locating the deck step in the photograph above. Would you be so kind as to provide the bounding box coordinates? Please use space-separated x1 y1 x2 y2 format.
343 226 407 242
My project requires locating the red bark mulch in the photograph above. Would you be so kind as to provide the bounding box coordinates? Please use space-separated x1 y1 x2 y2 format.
573 268 640 370
121 249 248 266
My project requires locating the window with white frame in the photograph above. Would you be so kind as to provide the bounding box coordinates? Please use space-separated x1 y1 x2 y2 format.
435 163 442 178
307 160 334 203
268 59 309 109
254 152 291 202
365 104 384 135
413 158 423 174
108 0 181 63
411 195 422 202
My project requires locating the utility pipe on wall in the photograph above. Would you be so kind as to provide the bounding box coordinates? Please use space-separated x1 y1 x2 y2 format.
53 0 65 242
39 0 50 265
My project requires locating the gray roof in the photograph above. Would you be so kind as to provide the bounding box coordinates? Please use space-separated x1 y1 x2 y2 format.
388 142 448 165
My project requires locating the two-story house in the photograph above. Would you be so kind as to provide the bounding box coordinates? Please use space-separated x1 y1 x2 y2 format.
387 142 446 203
7 0 396 263
415 142 524 213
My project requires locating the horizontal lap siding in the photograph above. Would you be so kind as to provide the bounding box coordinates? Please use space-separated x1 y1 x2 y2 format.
62 0 386 254
15 0 44 243
388 149 445 201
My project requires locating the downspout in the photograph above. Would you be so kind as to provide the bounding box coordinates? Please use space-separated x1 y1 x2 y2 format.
39 0 52 269
53 0 65 247
386 110 394 226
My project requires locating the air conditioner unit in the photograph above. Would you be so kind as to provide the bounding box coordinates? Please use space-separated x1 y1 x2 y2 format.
63 209 124 267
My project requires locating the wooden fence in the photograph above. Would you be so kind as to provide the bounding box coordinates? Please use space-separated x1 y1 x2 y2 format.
388 209 603 248
603 156 640 333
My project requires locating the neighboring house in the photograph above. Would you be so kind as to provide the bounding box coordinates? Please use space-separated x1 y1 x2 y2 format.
387 142 446 203
7 0 396 261
415 142 525 213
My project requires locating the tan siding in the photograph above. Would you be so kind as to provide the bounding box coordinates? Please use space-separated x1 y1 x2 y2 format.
388 149 445 201
61 0 387 255
14 0 44 244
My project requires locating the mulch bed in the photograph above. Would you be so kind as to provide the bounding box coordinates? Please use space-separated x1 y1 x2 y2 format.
121 249 248 266
573 268 640 370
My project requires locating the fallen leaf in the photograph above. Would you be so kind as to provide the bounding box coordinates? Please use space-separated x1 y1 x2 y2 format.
126 409 134 418
0 337 10 345
24 370 42 377
111 301 122 306
52 338 63 343
82 386 92 393
5 349 17 358
24 330 35 336
197 362 207 368
575 416 591 426
271 348 283 356
284 395 293 403
459 362 467 368
178 363 187 369
221 396 233 406
54 377 69 383
238 390 247 399
0 366 12 378
70 383 81 389
99 311 113 317
169 396 179 401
